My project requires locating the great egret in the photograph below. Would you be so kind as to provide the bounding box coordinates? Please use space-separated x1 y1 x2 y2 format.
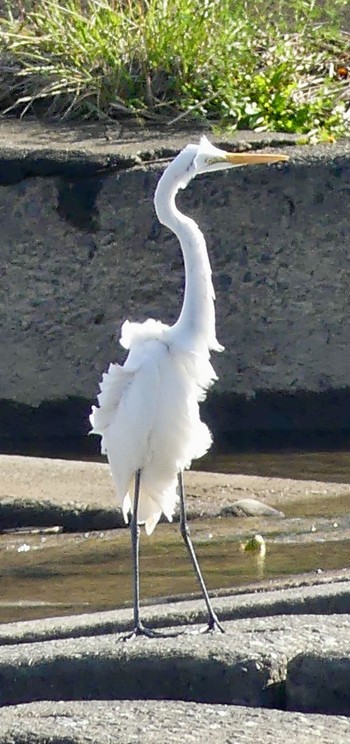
90 136 288 637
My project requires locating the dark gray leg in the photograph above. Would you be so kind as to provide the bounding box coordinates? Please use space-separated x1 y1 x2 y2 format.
124 469 157 638
122 469 182 640
178 471 224 633
130 468 142 631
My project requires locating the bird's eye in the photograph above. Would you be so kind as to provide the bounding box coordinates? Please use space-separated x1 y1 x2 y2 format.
205 156 221 165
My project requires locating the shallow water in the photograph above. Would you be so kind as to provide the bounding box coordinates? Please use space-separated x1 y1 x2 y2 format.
1 477 350 625
199 449 350 483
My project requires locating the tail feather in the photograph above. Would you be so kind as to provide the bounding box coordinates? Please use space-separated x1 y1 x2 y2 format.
122 472 178 535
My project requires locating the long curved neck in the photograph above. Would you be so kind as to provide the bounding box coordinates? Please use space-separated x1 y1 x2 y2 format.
154 171 222 354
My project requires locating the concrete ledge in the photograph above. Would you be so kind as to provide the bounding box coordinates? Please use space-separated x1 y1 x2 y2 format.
287 651 350 715
1 577 350 646
0 601 350 713
2 121 350 444
1 699 349 744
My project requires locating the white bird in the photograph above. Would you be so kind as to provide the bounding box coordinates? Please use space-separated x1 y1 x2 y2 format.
90 136 288 637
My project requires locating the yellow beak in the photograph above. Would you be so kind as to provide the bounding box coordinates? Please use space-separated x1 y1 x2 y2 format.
224 151 289 165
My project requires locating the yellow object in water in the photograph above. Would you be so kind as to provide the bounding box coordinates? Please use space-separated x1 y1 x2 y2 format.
241 534 266 555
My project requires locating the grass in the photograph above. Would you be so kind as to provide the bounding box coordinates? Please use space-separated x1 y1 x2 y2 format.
0 0 349 139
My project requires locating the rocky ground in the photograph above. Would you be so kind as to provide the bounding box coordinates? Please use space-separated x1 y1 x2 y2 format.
0 455 350 741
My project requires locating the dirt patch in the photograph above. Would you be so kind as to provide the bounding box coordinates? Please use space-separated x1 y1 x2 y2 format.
1 454 350 531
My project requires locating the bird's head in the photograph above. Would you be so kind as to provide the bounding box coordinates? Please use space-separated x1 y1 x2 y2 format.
154 135 288 223
189 135 288 179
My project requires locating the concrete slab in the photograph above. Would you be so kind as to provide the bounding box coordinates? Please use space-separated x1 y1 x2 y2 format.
1 577 350 646
1 699 349 744
0 613 350 713
0 120 299 177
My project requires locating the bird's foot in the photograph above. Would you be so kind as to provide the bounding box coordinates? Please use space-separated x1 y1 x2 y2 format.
199 616 225 634
185 615 225 635
120 624 159 642
120 623 183 642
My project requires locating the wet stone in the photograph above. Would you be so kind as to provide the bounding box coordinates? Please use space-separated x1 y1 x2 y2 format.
220 498 285 518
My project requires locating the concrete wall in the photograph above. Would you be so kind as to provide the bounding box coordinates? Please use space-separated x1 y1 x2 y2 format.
1 122 350 448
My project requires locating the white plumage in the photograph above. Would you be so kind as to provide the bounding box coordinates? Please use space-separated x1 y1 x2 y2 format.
90 317 217 534
90 137 288 536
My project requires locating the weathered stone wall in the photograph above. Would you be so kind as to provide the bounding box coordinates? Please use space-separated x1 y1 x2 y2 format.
1 122 350 446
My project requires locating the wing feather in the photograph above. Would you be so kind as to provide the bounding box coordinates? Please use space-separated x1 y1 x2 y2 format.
90 339 162 515
90 363 133 449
